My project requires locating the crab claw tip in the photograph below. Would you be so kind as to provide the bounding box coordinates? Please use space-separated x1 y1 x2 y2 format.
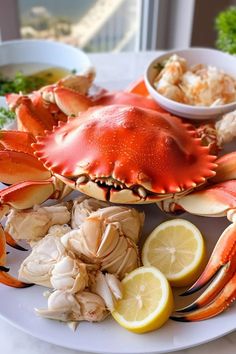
0 265 9 272
175 303 199 313
170 315 191 322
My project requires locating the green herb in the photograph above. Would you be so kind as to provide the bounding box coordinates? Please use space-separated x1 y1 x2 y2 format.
71 68 77 74
153 60 167 74
215 6 236 54
0 107 15 128
0 71 47 95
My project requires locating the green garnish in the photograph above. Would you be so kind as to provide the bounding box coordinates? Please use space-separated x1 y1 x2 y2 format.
0 107 16 128
215 6 236 54
0 71 47 95
71 68 77 74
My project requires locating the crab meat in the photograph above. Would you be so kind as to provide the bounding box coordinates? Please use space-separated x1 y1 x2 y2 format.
90 271 123 311
51 255 89 293
61 206 143 279
36 290 107 322
5 203 71 243
18 229 69 287
71 196 110 229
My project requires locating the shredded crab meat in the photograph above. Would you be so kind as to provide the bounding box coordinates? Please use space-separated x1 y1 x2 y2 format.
13 198 144 325
153 54 236 106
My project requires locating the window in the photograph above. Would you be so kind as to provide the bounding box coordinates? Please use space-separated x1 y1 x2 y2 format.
0 0 198 52
18 0 140 52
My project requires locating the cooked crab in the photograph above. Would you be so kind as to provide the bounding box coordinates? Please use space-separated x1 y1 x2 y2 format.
0 81 236 321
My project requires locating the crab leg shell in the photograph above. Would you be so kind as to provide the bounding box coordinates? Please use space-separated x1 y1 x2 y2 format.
0 225 31 287
7 94 58 136
182 223 236 296
0 150 51 185
177 257 236 312
0 130 36 155
52 87 92 116
171 271 236 321
0 225 6 267
5 230 27 251
211 152 236 183
172 221 236 321
0 179 55 210
0 270 33 288
174 180 236 218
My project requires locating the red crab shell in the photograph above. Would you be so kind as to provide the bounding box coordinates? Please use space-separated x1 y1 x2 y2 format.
33 104 217 203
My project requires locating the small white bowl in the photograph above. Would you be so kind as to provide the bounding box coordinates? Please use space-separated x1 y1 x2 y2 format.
0 39 92 106
144 48 236 120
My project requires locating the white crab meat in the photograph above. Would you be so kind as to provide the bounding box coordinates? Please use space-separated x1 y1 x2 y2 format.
216 110 236 146
36 289 107 322
61 206 143 278
5 204 71 242
71 196 109 229
90 271 122 311
51 255 89 293
18 233 67 287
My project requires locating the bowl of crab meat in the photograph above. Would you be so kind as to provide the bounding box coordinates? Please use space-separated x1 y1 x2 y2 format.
144 48 236 120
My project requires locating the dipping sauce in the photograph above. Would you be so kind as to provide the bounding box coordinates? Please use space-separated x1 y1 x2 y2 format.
0 63 71 95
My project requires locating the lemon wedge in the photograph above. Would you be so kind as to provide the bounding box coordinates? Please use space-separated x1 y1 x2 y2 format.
112 266 173 333
142 219 205 287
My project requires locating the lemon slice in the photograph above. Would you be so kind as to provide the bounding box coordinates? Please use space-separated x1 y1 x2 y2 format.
142 219 205 287
112 266 173 333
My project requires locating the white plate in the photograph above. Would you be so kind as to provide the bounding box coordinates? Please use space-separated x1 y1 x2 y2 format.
0 97 235 352
0 172 236 353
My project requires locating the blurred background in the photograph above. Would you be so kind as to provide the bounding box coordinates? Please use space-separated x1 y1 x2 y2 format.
0 0 236 53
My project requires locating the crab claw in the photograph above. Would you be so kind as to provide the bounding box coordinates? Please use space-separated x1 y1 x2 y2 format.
0 267 33 288
171 271 236 321
5 231 27 251
183 223 236 296
0 225 31 288
171 222 236 321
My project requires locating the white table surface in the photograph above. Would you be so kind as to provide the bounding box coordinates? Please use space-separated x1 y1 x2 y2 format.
0 50 235 354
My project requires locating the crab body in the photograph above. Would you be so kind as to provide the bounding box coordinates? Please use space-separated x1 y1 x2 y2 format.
33 104 216 204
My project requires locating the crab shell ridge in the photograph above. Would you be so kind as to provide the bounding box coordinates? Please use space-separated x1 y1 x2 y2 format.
33 104 217 203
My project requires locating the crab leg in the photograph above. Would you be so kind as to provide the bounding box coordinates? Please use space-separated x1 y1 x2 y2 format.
0 225 31 288
0 131 51 185
167 179 236 321
182 223 236 296
172 223 236 319
171 271 236 321
0 179 56 210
